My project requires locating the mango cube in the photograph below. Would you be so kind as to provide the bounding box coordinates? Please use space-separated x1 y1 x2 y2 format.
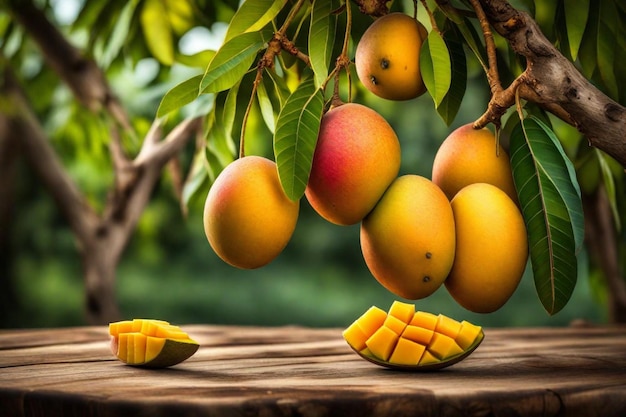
366 326 399 361
388 300 415 323
389 337 426 366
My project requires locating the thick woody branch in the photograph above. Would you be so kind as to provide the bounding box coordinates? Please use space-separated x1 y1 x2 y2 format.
0 66 100 244
7 0 130 130
467 0 626 166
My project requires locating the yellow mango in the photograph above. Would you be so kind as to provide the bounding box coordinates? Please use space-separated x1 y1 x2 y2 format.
410 311 438 330
428 333 463 360
356 306 387 336
342 322 369 351
366 326 399 361
456 321 484 350
389 338 425 366
418 350 440 366
388 300 415 323
383 314 407 336
109 319 199 368
435 314 463 340
401 325 434 346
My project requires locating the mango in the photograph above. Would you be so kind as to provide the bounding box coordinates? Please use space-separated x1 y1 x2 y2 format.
343 301 484 370
203 155 299 269
445 183 528 313
109 319 199 368
305 103 401 225
432 123 517 202
360 175 456 299
355 13 427 100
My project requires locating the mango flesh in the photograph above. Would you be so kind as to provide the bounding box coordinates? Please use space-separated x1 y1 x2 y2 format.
203 156 299 269
355 13 427 100
432 123 518 202
343 301 484 369
305 103 401 226
360 175 456 299
109 319 199 368
445 183 528 313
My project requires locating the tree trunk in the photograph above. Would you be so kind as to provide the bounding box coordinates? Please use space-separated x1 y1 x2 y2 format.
583 186 626 323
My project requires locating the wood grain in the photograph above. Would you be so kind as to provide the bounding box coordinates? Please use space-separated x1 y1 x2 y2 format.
1 325 625 416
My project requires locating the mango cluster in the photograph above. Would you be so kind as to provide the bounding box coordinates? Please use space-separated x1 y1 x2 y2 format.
343 301 483 369
109 319 199 368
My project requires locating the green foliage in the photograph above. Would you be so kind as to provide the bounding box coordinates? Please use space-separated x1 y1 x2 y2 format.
509 117 584 315
3 0 626 327
273 77 325 201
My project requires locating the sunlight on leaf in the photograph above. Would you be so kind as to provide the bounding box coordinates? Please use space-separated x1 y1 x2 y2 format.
200 31 269 95
225 0 286 42
420 31 452 107
140 0 175 65
157 75 203 118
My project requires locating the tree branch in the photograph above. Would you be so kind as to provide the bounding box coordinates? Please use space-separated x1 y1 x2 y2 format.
0 65 100 244
467 0 626 166
7 0 131 131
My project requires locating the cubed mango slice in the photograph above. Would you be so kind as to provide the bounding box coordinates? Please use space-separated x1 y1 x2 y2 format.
109 319 198 368
388 337 425 366
410 311 439 330
344 302 484 370
388 300 415 324
366 326 399 361
402 325 434 346
343 321 369 351
383 314 407 335
428 332 463 360
456 320 484 350
435 314 463 340
356 306 388 336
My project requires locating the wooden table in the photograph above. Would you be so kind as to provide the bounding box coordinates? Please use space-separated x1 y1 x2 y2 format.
1 324 625 416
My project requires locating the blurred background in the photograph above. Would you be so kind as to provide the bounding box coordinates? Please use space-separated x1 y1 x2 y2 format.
0 0 610 328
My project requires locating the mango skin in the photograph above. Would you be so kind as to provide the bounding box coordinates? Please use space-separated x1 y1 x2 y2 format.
445 183 528 313
203 156 299 269
432 123 517 202
360 175 456 299
355 13 427 101
305 103 401 225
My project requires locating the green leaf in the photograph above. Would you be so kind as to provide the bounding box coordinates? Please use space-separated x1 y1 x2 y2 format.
509 116 584 315
564 0 590 60
437 7 487 71
265 67 292 107
577 0 598 78
99 0 138 68
200 31 268 95
224 0 286 42
420 30 452 107
157 75 203 118
597 0 619 98
436 30 467 125
273 78 325 201
140 0 175 65
257 77 276 133
308 0 337 89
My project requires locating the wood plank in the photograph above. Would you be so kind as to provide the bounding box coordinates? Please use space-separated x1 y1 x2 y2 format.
1 325 625 416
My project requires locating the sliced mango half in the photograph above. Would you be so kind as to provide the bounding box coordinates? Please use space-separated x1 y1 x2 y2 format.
109 319 199 368
343 301 484 370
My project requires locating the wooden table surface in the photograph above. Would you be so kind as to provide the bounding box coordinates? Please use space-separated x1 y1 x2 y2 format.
1 324 625 417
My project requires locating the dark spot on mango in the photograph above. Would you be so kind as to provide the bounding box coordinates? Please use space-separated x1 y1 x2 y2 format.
380 58 389 69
